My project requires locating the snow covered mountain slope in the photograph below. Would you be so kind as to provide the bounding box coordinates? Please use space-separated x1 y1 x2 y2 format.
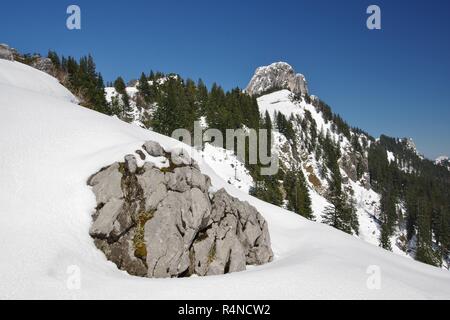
257 90 381 238
0 60 77 103
254 89 449 267
1 60 450 299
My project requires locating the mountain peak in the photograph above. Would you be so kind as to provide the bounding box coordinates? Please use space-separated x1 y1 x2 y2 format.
245 62 308 97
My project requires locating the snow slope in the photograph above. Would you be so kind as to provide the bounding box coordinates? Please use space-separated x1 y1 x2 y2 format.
1 60 450 299
0 60 77 103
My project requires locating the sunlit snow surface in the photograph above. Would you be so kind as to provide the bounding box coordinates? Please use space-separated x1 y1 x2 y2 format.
1 60 450 299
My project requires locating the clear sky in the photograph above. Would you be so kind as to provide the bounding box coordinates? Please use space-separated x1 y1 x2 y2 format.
1 0 449 159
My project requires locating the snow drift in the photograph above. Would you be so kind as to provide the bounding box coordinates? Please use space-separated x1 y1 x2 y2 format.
1 60 450 299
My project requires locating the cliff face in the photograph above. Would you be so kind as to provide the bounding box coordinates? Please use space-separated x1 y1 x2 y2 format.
245 62 308 97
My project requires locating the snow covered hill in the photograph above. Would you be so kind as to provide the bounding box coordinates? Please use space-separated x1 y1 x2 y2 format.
1 60 450 299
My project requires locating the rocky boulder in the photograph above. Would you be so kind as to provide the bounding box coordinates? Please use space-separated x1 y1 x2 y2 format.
88 140 273 278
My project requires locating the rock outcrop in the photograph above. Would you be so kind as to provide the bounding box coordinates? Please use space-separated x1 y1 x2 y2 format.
88 141 273 278
245 62 308 97
0 43 57 76
31 57 56 76
0 44 14 61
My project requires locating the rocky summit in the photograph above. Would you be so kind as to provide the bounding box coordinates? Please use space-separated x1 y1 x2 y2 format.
88 141 273 278
245 61 308 97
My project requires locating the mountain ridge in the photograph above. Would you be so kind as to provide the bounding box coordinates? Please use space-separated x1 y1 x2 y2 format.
2 57 450 299
1 46 448 271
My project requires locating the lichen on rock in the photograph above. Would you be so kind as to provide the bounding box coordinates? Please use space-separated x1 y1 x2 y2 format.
87 140 273 278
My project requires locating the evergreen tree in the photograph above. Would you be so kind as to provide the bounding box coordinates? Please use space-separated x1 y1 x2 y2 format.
263 110 272 151
114 76 126 94
121 91 133 123
284 170 313 219
47 50 61 69
250 174 283 207
137 72 153 106
321 133 358 235
379 223 392 250
197 78 208 116
378 188 397 249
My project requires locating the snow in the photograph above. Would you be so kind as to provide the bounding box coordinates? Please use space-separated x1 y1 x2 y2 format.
257 89 300 118
387 151 395 164
200 143 254 193
436 155 449 164
308 188 330 223
1 60 450 299
0 60 77 103
349 179 381 246
104 86 146 127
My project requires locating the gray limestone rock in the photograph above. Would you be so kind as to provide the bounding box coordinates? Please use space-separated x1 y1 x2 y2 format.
124 154 137 174
245 62 308 97
88 141 273 278
88 163 123 204
142 141 166 157
31 57 55 75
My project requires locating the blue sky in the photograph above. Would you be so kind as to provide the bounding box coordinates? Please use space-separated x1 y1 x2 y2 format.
1 0 449 159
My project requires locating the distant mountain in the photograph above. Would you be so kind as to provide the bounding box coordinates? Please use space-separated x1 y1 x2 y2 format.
245 62 449 268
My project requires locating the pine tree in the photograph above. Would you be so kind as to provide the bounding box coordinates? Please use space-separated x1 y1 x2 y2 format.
345 193 359 235
152 77 191 136
284 170 313 219
415 198 440 266
47 50 61 69
110 95 122 117
114 77 126 95
321 134 358 235
121 91 133 123
263 110 272 154
197 78 208 116
380 223 392 250
137 72 153 106
250 174 283 207
148 70 155 81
